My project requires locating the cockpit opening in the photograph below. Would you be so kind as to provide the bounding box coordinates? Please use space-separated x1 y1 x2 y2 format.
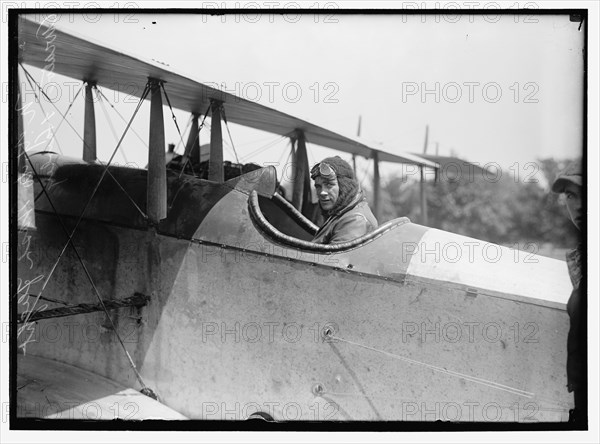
249 190 411 253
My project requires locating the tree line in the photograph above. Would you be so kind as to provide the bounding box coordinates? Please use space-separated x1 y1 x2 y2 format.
371 157 581 250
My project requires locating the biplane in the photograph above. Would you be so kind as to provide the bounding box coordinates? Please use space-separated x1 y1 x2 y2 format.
12 15 574 423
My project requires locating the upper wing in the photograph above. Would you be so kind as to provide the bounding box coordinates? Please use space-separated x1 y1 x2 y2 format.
18 16 437 168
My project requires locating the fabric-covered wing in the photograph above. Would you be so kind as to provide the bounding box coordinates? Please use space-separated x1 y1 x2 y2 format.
18 16 437 168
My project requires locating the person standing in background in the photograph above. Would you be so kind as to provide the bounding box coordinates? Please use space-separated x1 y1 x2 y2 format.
551 159 586 427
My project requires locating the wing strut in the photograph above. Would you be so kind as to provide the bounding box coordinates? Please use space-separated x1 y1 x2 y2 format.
372 151 381 221
20 70 148 221
83 81 97 162
208 100 224 183
291 130 309 211
147 79 167 223
420 166 428 225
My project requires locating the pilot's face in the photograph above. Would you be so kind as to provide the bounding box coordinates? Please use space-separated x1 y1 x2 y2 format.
314 176 339 211
564 182 582 231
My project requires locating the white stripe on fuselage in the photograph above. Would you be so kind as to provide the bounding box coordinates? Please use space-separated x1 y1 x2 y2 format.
405 229 572 306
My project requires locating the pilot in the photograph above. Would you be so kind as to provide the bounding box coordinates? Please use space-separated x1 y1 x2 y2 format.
310 156 378 244
551 159 586 427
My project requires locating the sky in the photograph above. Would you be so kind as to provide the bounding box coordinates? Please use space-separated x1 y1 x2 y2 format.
13 6 588 186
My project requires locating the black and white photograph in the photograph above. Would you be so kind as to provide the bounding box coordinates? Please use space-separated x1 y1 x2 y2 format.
2 1 598 442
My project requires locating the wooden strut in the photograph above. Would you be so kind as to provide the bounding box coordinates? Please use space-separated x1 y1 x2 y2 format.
292 130 309 211
208 100 224 183
372 150 380 221
420 124 429 225
147 79 167 223
83 81 97 162
17 293 150 324
420 166 428 226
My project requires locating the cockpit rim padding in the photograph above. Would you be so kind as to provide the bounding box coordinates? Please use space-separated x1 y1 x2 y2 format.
248 190 411 253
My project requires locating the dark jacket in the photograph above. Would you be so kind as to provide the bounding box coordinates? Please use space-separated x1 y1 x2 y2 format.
566 243 586 393
311 193 378 244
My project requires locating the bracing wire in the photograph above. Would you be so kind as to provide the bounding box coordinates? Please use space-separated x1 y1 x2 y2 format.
329 334 534 399
20 65 65 155
220 106 240 164
173 115 193 155
38 81 84 154
359 157 373 188
20 138 156 398
95 86 150 151
239 132 294 163
159 82 188 159
96 87 129 164
18 82 151 316
21 73 148 220
178 103 211 178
